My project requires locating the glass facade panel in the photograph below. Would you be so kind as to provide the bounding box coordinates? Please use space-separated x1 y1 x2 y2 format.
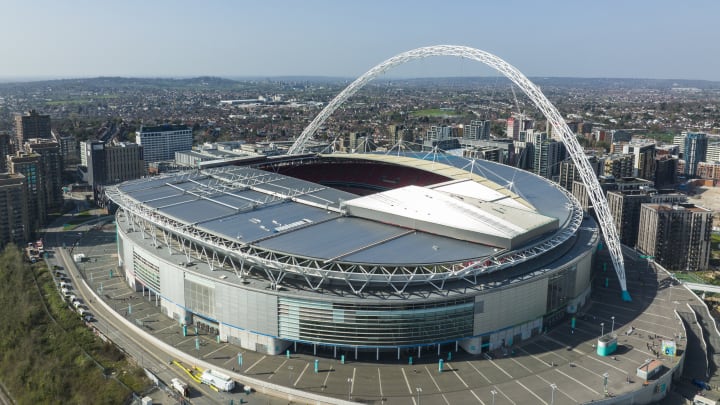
278 297 473 346
132 251 160 291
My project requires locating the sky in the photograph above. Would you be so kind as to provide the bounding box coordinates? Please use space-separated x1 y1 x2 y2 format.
1 0 719 81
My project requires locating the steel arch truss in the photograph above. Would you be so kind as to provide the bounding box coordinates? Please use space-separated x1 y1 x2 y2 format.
287 45 629 299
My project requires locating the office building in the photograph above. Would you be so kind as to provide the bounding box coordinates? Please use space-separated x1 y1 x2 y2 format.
136 124 193 165
15 110 51 145
0 173 29 248
86 141 145 186
637 203 713 272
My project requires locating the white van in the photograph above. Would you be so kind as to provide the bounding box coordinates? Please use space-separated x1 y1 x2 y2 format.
59 281 71 289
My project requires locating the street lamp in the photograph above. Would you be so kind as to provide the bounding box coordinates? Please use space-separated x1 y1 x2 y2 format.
600 322 605 337
416 387 422 405
603 372 609 396
550 384 557 405
490 389 497 405
611 316 615 334
348 378 353 401
288 365 294 387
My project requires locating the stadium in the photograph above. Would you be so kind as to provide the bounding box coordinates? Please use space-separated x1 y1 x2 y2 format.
105 151 599 359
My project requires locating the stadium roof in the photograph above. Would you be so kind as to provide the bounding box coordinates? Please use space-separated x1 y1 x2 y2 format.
112 154 577 268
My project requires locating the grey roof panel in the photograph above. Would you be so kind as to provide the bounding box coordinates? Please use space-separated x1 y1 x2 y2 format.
159 199 236 223
127 185 185 203
257 217 409 260
198 201 340 243
343 231 497 265
145 193 198 208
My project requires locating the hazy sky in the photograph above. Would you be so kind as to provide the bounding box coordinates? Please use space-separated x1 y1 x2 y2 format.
1 0 718 81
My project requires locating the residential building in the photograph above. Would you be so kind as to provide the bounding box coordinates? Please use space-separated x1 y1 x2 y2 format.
683 132 708 178
388 125 413 147
15 110 51 145
0 173 29 248
55 132 79 164
707 141 720 163
0 133 12 172
463 120 491 141
25 140 63 211
533 134 564 180
654 155 678 188
622 142 656 181
603 154 635 179
557 156 602 191
637 203 713 271
7 153 44 230
607 189 687 248
696 161 720 182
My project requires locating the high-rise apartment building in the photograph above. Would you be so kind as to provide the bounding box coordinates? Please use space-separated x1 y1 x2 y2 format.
607 189 687 248
25 140 63 211
506 115 533 141
15 110 51 145
622 142 656 181
707 140 720 163
558 156 602 191
7 153 44 230
0 173 29 248
532 134 564 180
426 125 453 142
463 120 491 141
0 133 12 173
603 154 635 179
388 125 413 147
654 155 678 189
683 132 708 178
55 133 79 164
136 124 192 165
637 203 713 271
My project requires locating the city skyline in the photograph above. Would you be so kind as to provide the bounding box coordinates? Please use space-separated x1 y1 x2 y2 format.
1 0 719 81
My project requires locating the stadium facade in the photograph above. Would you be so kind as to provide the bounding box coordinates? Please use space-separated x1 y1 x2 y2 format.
106 153 599 357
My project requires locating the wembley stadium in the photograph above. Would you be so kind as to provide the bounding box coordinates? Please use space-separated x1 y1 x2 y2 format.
105 152 599 358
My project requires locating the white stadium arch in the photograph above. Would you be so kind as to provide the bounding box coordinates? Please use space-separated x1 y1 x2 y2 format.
288 45 630 301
